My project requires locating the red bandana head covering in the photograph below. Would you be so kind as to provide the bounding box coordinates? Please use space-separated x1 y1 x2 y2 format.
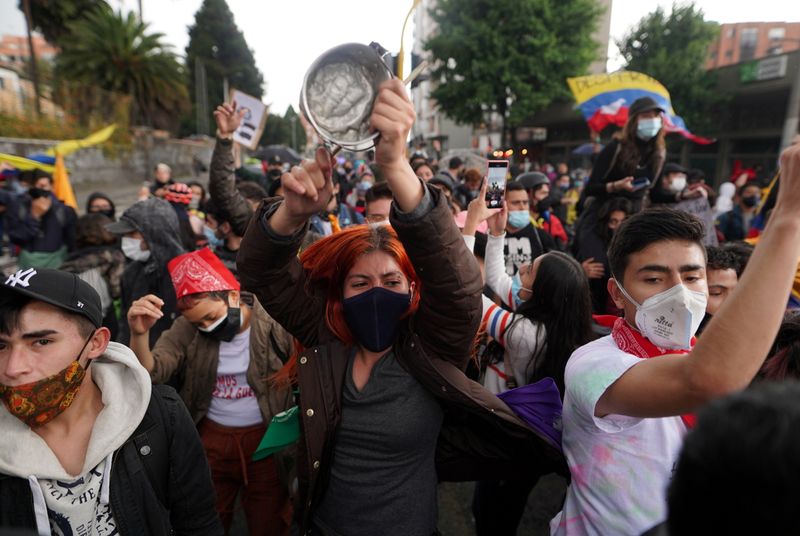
165 182 193 205
168 247 239 300
594 315 697 428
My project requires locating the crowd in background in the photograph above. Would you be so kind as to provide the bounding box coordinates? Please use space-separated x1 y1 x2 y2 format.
2 89 800 536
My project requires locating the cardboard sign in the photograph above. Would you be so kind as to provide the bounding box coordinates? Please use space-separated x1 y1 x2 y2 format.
674 196 719 247
230 89 268 150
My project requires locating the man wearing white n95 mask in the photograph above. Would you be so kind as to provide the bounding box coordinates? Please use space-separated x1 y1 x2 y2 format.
553 141 800 536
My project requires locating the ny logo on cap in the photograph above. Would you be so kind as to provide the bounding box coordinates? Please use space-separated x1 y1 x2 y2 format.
5 268 37 288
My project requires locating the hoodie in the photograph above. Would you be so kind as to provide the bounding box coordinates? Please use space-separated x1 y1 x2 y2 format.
116 198 186 346
0 343 152 536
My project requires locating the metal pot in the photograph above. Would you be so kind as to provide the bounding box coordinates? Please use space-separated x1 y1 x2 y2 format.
300 43 394 152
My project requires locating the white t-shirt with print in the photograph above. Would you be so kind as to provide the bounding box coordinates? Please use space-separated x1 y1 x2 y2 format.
550 336 686 536
207 328 263 427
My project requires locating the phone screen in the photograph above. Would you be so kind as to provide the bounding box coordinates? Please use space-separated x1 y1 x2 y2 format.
485 160 509 208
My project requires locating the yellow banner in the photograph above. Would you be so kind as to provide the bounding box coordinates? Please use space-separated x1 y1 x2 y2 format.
0 153 55 174
52 153 78 210
45 124 117 157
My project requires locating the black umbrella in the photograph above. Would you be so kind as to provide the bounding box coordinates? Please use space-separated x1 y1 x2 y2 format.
254 145 303 165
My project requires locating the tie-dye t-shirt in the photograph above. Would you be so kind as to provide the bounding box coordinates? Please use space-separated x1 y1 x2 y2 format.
550 336 686 536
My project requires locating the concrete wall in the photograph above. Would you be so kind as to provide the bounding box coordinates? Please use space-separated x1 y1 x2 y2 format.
0 134 215 185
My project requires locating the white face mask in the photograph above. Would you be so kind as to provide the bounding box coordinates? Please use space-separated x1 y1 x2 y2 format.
615 280 707 349
121 236 151 262
197 313 226 333
669 175 687 193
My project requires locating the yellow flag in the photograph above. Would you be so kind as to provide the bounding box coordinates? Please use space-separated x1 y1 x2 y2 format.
45 124 117 157
0 153 55 174
52 153 78 211
397 0 422 79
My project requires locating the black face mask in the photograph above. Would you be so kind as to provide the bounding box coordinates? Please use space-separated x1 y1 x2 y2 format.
342 287 411 352
198 307 241 342
92 208 115 220
742 195 759 208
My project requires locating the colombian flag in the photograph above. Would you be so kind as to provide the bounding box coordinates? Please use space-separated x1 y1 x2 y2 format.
567 71 714 145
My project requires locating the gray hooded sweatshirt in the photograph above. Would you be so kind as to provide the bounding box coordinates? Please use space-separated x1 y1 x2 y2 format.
116 198 186 346
0 343 152 536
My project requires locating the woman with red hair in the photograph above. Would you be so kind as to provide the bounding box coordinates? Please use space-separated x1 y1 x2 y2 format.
237 80 564 535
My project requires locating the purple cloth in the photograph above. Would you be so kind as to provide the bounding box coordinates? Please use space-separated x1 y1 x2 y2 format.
497 377 563 450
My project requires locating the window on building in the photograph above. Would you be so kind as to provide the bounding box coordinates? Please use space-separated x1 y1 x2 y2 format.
727 27 736 38
0 78 5 90
767 46 783 55
740 28 758 62
725 50 734 59
768 27 785 40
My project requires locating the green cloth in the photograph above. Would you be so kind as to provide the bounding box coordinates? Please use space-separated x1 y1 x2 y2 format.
253 405 300 461
17 246 67 270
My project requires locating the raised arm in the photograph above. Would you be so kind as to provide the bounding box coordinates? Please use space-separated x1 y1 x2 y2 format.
596 143 800 418
210 102 254 237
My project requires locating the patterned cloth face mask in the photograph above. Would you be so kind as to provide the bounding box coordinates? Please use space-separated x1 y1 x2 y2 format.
0 334 93 428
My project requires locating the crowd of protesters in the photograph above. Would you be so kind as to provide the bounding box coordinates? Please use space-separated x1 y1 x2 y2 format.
1 80 800 536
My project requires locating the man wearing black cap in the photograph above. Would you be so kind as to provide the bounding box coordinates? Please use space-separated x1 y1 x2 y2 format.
0 268 221 534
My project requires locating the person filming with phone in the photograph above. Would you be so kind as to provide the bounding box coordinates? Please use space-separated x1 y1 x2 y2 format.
579 96 667 215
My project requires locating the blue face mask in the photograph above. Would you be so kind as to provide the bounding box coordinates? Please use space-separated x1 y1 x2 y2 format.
342 287 411 352
203 226 224 249
636 117 662 141
510 273 532 308
507 210 530 229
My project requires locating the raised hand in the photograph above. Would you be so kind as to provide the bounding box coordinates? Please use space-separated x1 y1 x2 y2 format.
127 294 164 336
214 102 246 138
270 147 334 234
463 179 501 236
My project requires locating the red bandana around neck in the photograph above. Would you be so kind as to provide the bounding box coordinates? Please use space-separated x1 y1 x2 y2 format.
597 315 697 428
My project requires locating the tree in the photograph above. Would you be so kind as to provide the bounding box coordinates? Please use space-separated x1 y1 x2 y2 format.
618 3 722 136
19 0 110 45
259 105 307 151
185 0 265 135
425 0 602 145
55 9 188 130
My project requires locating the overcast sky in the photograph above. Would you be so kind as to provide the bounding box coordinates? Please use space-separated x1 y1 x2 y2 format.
1 0 797 114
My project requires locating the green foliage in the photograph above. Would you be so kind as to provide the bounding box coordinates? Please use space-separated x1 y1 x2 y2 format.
54 9 188 131
259 105 307 151
185 0 265 135
425 0 602 143
618 3 723 135
20 0 110 45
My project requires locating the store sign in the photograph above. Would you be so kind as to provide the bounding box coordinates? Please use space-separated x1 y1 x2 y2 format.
740 55 788 83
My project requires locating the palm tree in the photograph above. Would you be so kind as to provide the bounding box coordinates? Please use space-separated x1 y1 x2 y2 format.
55 8 188 129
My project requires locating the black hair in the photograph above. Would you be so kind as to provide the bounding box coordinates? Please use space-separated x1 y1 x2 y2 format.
507 251 594 395
365 182 393 204
757 312 800 382
720 241 754 278
472 231 487 260
608 208 706 282
186 181 207 205
75 213 116 248
705 246 739 273
595 197 633 244
737 182 761 197
411 160 434 176
505 181 526 193
449 156 463 169
203 198 227 224
667 382 800 534
0 293 95 339
237 181 267 203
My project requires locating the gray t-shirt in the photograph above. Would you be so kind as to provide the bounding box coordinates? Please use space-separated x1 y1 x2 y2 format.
313 350 444 536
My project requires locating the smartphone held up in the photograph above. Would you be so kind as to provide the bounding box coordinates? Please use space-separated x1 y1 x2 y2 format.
485 160 509 208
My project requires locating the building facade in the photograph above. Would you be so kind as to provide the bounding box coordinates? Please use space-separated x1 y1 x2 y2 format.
706 22 800 70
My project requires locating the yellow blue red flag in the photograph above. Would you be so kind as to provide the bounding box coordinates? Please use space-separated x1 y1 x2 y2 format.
567 71 714 144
